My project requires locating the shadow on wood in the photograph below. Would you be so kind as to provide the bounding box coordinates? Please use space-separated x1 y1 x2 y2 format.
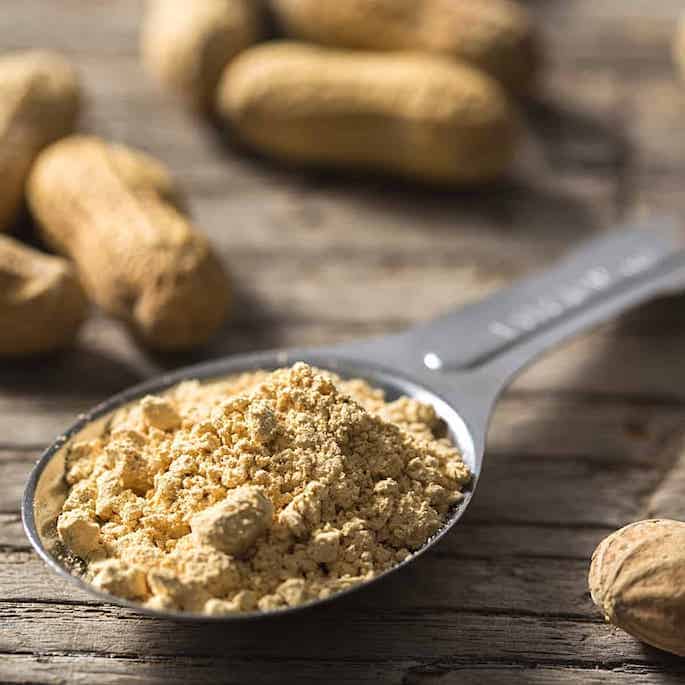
614 290 685 335
524 94 630 174
0 343 146 399
209 116 604 264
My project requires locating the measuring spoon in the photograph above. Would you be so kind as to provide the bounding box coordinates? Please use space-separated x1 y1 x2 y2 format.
22 216 685 620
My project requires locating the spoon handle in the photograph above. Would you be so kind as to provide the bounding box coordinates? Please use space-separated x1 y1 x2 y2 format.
446 215 685 388
367 214 685 443
346 215 685 377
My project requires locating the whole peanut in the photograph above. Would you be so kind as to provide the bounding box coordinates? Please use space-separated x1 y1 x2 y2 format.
0 234 88 357
589 519 685 657
0 51 79 232
270 0 540 95
217 42 517 184
27 135 230 351
141 0 261 110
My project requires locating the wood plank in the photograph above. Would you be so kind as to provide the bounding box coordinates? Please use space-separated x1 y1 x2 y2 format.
0 514 24 549
1 656 683 685
488 393 685 466
622 75 685 176
0 0 142 56
643 436 685 520
508 326 685 400
0 452 36 515
534 0 681 69
463 456 662 528
0 655 412 685
0 602 671 667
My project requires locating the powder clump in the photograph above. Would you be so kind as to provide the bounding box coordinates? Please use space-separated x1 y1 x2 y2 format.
56 362 470 614
190 484 273 555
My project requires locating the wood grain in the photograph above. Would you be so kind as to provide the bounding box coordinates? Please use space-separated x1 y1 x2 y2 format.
3 0 685 682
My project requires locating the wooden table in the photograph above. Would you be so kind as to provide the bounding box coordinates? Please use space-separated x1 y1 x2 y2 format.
3 1 685 682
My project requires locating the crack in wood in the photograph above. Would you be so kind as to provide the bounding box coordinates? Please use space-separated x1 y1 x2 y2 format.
402 657 685 682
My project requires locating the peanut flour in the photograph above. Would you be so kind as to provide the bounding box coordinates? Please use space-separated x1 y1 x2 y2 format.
57 362 470 614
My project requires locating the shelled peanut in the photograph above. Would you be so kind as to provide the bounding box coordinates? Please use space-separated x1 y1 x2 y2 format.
589 519 685 657
269 0 540 95
27 135 230 351
0 234 88 357
216 42 518 184
0 50 80 232
141 0 262 110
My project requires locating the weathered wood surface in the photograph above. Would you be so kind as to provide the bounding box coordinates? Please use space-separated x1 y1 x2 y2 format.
3 1 685 683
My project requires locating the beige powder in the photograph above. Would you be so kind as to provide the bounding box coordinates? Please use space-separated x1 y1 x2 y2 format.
57 362 470 614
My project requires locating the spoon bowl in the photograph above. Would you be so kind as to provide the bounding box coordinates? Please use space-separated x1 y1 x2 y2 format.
22 216 685 620
23 350 479 621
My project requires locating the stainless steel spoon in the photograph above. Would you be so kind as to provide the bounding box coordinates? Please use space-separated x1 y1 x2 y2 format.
22 216 685 621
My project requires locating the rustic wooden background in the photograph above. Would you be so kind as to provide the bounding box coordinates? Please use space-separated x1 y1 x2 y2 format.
3 1 685 683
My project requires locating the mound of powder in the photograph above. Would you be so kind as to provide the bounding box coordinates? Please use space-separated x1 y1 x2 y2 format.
56 362 470 614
